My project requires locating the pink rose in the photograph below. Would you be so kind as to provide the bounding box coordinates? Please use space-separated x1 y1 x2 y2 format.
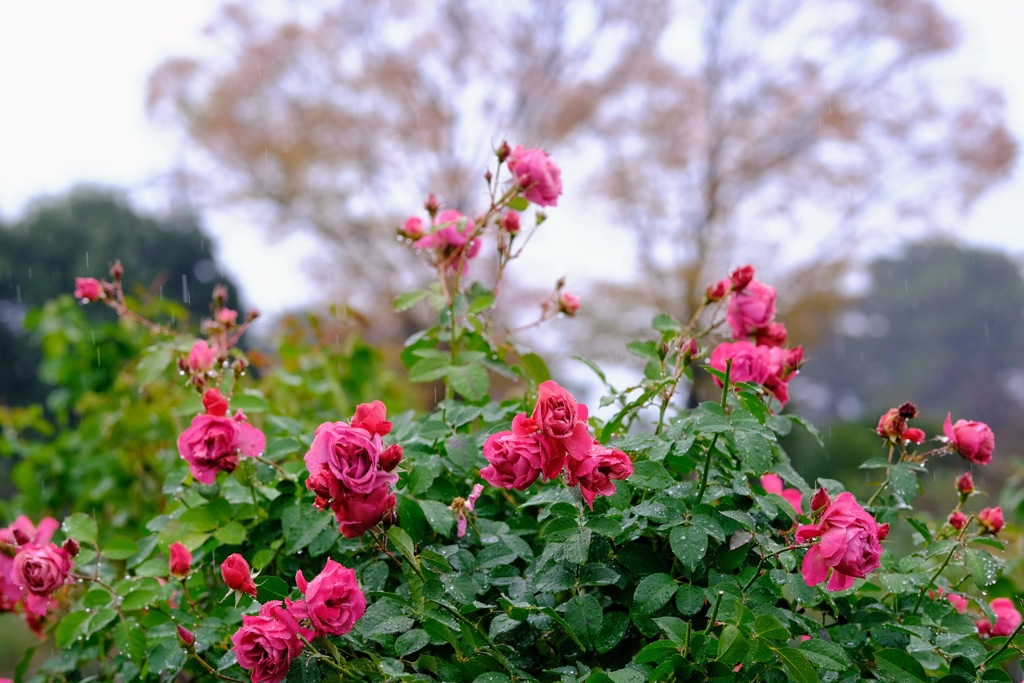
332 484 396 539
956 472 974 495
303 422 397 496
565 442 633 509
13 543 72 596
755 322 788 348
944 413 994 465
797 492 886 591
726 281 776 338
947 594 968 614
351 400 392 437
480 431 543 491
507 146 563 207
169 542 192 577
531 381 590 445
187 340 219 374
73 277 103 302
977 598 1022 638
0 516 58 613
231 601 312 683
760 474 803 515
177 411 265 485
413 210 481 273
221 553 258 596
708 341 771 386
400 216 424 238
558 292 581 316
948 510 968 530
216 307 238 325
293 559 366 636
455 484 484 538
978 506 1004 534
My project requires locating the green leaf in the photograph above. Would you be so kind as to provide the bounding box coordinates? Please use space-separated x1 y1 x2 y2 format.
799 639 852 671
874 649 926 682
566 595 603 649
121 587 159 611
654 617 690 647
966 548 1003 588
636 640 679 664
775 647 819 683
230 391 268 412
628 461 677 491
393 289 430 312
754 614 790 641
388 526 419 569
448 363 489 401
652 314 683 332
507 196 529 211
419 499 454 536
63 512 98 545
889 463 921 502
282 502 333 553
734 430 772 475
114 621 147 664
675 584 706 616
669 525 708 571
394 629 430 657
597 612 630 654
256 576 291 603
519 352 551 384
214 521 248 545
572 355 609 385
55 611 90 648
101 535 138 560
626 341 660 361
135 344 175 386
633 573 677 616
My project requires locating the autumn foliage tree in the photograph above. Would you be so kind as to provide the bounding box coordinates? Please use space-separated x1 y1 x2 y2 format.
148 0 1015 349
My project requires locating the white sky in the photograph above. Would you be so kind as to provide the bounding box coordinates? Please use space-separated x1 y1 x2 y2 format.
0 0 1022 315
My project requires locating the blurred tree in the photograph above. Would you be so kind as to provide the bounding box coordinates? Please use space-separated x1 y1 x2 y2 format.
147 0 1015 351
0 188 242 406
795 239 1024 450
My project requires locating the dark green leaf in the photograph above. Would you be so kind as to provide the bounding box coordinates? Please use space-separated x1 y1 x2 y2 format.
63 512 98 545
754 614 790 641
566 595 603 649
394 629 430 657
775 647 819 683
966 548 1003 589
633 573 677 616
101 535 138 560
256 576 291 602
448 364 489 401
114 621 147 664
669 525 708 571
419 499 454 536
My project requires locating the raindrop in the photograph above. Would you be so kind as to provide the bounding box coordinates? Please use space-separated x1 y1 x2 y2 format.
182 274 190 305
86 252 90 267
179 370 186 376
84 608 91 613
15 285 21 303
28 267 32 279
239 371 246 376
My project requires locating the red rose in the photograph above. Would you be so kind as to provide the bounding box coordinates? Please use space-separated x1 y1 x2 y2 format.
565 442 633 509
221 553 257 596
332 484 396 539
480 431 543 491
168 542 191 578
351 400 392 437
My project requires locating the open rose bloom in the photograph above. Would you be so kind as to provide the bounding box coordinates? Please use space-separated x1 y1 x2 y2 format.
177 389 265 485
797 492 888 591
480 380 632 509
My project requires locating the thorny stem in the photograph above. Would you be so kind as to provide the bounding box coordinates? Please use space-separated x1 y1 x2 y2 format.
189 652 245 682
913 518 972 616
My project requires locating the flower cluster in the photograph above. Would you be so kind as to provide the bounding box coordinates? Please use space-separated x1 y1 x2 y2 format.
798 490 888 591
303 401 402 538
480 381 633 508
229 558 365 683
0 515 76 634
876 402 926 444
177 388 266 485
406 209 482 274
707 266 803 407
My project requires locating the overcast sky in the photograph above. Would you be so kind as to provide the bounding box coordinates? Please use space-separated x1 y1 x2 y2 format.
1 1 1022 314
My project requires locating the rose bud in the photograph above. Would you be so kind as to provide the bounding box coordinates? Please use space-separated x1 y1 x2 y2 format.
221 554 258 596
177 624 196 649
380 444 403 472
109 260 124 281
201 388 230 417
496 140 511 163
729 265 755 291
705 279 730 302
956 472 974 496
948 510 968 530
61 538 80 557
400 216 425 239
216 307 238 325
947 594 968 614
898 402 919 420
424 193 439 217
73 277 103 303
810 488 831 514
558 292 581 316
978 506 1004 534
11 527 31 546
169 542 192 578
501 210 521 234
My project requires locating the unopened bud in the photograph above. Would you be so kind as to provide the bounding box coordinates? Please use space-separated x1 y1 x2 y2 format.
948 510 968 530
212 284 229 307
501 211 520 234
898 402 919 420
177 624 195 649
381 505 399 529
484 169 493 184
877 523 890 541
232 358 248 375
680 338 698 358
424 194 439 218
956 472 974 496
558 292 581 316
535 210 547 226
62 538 80 557
729 265 754 291
810 488 831 514
380 444 403 472
12 528 31 546
705 279 729 303
246 308 261 322
109 260 124 281
496 141 511 163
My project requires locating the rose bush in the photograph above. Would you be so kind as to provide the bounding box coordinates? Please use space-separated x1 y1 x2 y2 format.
1 143 1022 683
